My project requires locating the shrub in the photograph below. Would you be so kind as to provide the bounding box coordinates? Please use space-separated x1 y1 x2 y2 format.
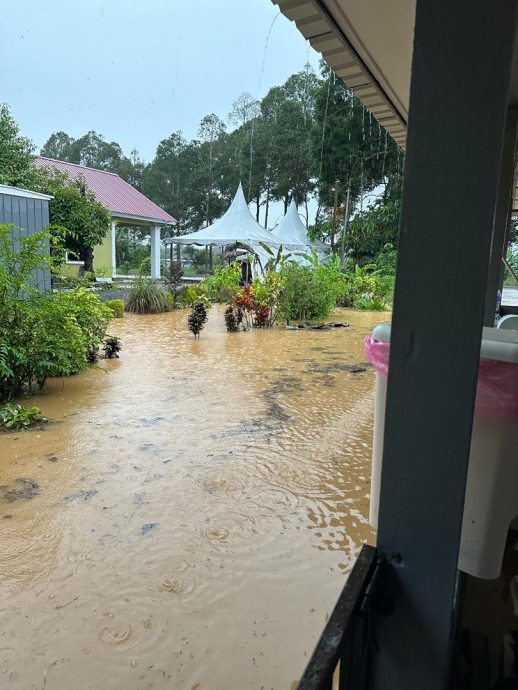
104 299 124 318
278 259 344 322
0 403 45 431
164 261 184 290
337 264 394 310
224 305 240 332
188 301 208 338
0 225 112 400
183 283 210 308
103 336 122 358
124 278 172 314
203 262 241 302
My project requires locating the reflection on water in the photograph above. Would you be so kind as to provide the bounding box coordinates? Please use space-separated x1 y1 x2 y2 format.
0 305 387 689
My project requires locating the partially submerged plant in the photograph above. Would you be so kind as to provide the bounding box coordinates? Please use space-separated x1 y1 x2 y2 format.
103 336 122 358
124 278 172 314
104 298 124 318
0 403 46 431
87 346 99 363
224 305 239 332
188 301 208 338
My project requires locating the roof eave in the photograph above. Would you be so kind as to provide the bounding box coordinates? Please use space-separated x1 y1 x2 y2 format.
112 211 176 226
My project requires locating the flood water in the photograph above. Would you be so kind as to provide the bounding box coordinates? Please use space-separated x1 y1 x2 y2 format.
0 305 387 690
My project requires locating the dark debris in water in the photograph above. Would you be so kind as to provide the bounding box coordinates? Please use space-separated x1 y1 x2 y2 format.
136 416 165 428
140 522 158 535
66 489 98 502
3 478 40 502
306 361 372 375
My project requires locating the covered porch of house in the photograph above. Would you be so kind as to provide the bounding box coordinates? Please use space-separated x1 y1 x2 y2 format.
102 214 174 280
274 0 518 688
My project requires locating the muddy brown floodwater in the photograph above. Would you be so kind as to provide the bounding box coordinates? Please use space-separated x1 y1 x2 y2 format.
0 305 388 690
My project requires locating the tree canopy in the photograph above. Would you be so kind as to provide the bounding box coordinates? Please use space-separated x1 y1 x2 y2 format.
38 63 402 242
2 61 404 268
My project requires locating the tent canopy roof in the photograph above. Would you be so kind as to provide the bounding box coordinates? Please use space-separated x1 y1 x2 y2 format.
272 198 329 253
167 184 282 248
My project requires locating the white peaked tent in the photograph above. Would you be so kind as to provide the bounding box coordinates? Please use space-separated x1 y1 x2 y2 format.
170 184 283 254
272 198 330 263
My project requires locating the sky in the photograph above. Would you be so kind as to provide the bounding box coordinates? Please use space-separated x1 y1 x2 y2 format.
0 0 319 162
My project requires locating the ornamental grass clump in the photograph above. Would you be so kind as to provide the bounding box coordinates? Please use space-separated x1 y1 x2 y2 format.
188 301 208 338
124 278 172 314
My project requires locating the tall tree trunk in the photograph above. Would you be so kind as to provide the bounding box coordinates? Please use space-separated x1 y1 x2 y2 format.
284 195 289 214
82 245 94 274
256 193 260 222
264 181 270 230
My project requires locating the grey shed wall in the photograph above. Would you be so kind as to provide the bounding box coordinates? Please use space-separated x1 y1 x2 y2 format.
0 191 52 291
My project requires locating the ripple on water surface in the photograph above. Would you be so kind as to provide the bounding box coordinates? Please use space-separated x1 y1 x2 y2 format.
0 306 386 690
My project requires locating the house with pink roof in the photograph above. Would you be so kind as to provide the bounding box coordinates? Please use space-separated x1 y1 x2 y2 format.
35 156 176 279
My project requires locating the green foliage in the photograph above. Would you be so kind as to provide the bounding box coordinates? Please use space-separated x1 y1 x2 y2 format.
104 299 124 318
0 224 112 401
0 403 44 431
203 262 241 302
278 258 344 322
139 256 152 276
46 176 111 273
124 278 172 314
338 264 393 310
345 198 401 265
183 284 210 308
0 103 44 189
373 243 398 276
505 244 518 285
41 129 145 188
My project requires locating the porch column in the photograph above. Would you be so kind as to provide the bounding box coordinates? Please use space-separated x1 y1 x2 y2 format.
372 1 518 690
484 108 518 325
150 225 161 278
110 220 116 277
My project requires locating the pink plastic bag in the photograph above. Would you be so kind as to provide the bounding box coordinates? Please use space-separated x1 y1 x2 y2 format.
364 335 518 422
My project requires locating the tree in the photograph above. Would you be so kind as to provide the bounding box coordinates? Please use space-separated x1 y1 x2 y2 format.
40 131 75 160
311 63 402 235
46 176 111 273
0 103 42 189
197 114 227 226
40 130 144 188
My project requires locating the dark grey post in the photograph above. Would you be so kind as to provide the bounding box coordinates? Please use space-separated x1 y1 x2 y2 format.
372 1 517 689
484 108 518 326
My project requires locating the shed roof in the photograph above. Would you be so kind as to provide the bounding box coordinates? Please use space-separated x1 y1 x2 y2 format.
35 157 176 225
0 183 53 201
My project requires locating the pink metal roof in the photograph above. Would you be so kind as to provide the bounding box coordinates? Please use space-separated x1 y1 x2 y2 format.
35 157 176 224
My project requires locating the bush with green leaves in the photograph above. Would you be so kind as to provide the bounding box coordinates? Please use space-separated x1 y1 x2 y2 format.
0 403 45 431
338 264 394 311
124 277 172 314
203 262 241 302
183 283 211 308
104 299 124 318
0 224 112 401
278 257 345 322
